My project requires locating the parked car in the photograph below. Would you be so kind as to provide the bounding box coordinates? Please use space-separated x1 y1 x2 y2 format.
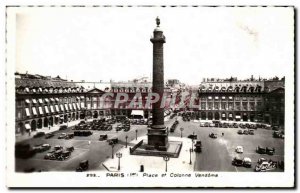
232 157 243 166
66 146 75 152
209 133 217 139
76 160 89 172
243 157 252 168
33 132 45 138
107 137 118 144
33 144 51 153
45 133 54 139
58 133 67 139
243 130 249 135
99 134 108 141
54 145 63 151
209 123 215 127
65 133 74 139
59 125 68 130
188 134 197 140
236 146 244 153
57 151 71 161
266 147 275 155
237 130 243 135
256 146 266 154
194 140 202 153
255 160 277 172
200 122 206 127
248 129 254 135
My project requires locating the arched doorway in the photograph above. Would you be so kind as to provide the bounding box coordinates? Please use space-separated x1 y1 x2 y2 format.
43 117 49 127
221 112 226 120
18 122 24 135
242 113 248 122
93 111 98 119
49 117 54 126
72 113 75 121
235 112 241 121
214 112 220 120
208 112 213 120
55 116 59 125
37 119 42 129
80 112 85 119
31 120 37 131
86 111 92 119
201 112 206 120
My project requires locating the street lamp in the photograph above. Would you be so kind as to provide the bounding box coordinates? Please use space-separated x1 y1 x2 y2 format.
116 152 122 171
189 148 193 165
125 135 128 148
163 156 170 172
110 143 115 159
180 127 184 138
135 129 138 140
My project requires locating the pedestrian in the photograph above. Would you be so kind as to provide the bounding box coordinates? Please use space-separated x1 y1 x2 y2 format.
222 132 224 136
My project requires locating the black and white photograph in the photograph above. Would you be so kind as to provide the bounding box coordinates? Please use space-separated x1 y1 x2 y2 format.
5 5 295 188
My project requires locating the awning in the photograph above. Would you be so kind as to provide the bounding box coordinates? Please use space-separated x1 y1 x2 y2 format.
25 99 30 104
76 103 80 109
215 96 219 99
32 89 36 93
236 115 241 119
229 96 233 100
81 96 85 99
38 88 42 92
55 105 60 112
38 106 43 115
55 115 60 118
25 88 29 92
208 96 212 99
222 114 226 118
50 98 55 102
64 104 69 111
222 96 226 99
25 108 30 116
38 99 43 104
25 123 31 130
93 103 97 109
32 107 37 115
55 98 59 102
76 97 80 100
81 103 85 108
50 106 55 113
45 98 49 103
32 99 37 104
87 103 91 109
73 103 77 110
45 106 49 114
229 114 233 118
60 104 64 111
69 103 73 111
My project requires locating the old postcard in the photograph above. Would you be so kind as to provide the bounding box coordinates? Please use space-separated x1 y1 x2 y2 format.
5 5 295 188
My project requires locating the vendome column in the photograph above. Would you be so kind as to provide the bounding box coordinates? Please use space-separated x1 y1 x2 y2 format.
146 17 169 151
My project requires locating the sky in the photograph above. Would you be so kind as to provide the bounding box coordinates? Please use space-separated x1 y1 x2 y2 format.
13 6 294 85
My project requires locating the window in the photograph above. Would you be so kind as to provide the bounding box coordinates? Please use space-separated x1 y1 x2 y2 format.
242 102 248 111
201 103 206 110
221 102 226 110
214 102 219 110
208 102 212 110
228 102 233 110
235 102 241 110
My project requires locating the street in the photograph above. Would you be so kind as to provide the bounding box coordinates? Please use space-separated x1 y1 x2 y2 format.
16 116 284 172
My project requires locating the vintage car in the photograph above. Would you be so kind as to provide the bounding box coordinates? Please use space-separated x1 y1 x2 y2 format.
58 133 67 139
188 134 197 140
248 129 255 135
54 145 63 151
194 141 202 153
243 130 249 135
235 146 244 153
256 146 266 154
107 137 118 144
243 157 252 168
59 125 68 130
266 147 275 155
237 130 243 135
255 160 277 172
209 133 217 139
33 144 51 153
209 123 215 127
99 134 108 141
57 151 71 161
116 125 123 131
76 160 89 172
200 122 206 127
66 146 75 152
65 133 74 140
45 133 54 139
33 132 45 138
232 157 243 166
